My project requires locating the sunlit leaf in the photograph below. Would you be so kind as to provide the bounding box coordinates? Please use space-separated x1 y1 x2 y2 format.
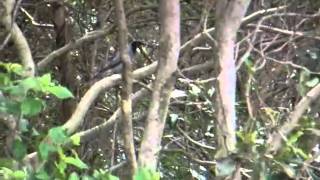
38 74 52 87
64 156 88 169
106 174 120 180
287 131 303 145
305 77 319 87
70 134 81 146
68 172 79 180
134 167 160 180
5 63 24 76
46 86 74 99
55 160 67 176
63 155 88 169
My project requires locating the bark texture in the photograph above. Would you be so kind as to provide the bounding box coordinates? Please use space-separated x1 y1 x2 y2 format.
1 0 35 77
138 0 180 169
114 0 137 178
51 1 77 123
214 0 251 158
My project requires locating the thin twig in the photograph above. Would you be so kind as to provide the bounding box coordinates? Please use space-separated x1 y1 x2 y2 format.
176 124 215 150
20 7 54 28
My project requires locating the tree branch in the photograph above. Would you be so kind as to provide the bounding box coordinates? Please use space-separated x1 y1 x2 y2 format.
37 26 114 70
62 61 157 134
114 0 137 176
1 0 35 77
267 84 320 153
138 0 180 169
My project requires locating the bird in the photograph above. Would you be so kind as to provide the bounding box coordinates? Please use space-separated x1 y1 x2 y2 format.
92 41 145 80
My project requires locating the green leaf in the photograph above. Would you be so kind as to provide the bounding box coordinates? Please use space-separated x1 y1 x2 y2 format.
19 118 29 132
20 77 41 92
292 146 309 159
12 139 27 160
134 167 160 180
68 172 79 180
8 85 26 98
287 131 303 145
55 160 67 176
0 100 20 115
106 174 120 180
305 77 319 87
0 158 17 169
92 170 119 179
20 97 43 116
64 156 88 169
0 73 11 86
48 127 68 145
35 169 50 180
81 176 94 180
0 167 13 174
12 170 27 179
70 134 81 146
38 74 52 87
63 153 88 169
6 63 24 76
46 86 74 99
32 128 40 136
38 142 57 160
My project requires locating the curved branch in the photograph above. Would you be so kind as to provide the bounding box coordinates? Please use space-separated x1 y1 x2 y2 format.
62 61 157 134
1 0 35 77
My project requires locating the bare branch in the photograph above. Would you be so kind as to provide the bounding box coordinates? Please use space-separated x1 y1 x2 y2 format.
247 24 320 40
20 7 54 28
180 5 287 54
37 27 114 70
114 0 137 175
176 124 215 150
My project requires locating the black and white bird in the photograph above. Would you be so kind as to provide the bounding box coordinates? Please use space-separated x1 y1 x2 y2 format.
93 41 144 80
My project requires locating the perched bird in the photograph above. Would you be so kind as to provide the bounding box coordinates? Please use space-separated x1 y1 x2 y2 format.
93 41 144 80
